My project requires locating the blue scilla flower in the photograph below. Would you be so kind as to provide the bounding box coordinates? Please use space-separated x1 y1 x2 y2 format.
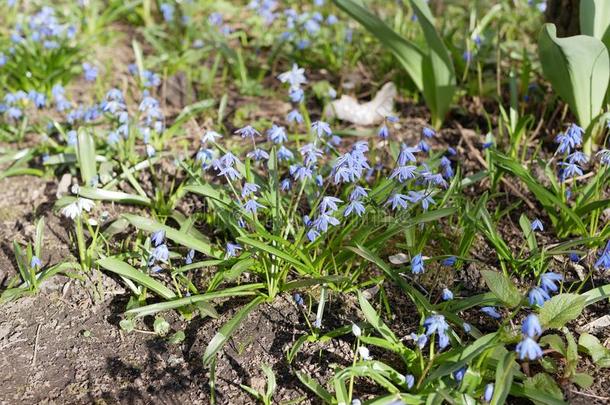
522 314 542 338
151 244 169 263
350 186 368 201
531 218 543 231
558 162 583 181
146 144 156 158
311 121 332 138
389 165 418 183
307 228 320 242
453 367 467 382
378 125 389 139
151 230 165 247
411 254 424 274
555 123 583 154
442 288 453 301
278 64 307 88
422 127 436 138
304 18 320 35
30 256 42 268
247 148 270 161
418 140 430 153
423 314 450 349
596 149 610 165
313 213 340 233
277 146 294 161
185 249 195 265
67 130 77 146
160 3 174 22
320 196 342 213
480 306 501 319
235 125 260 139
267 125 287 144
442 256 457 267
447 147 457 156
344 200 365 217
539 272 562 293
286 109 303 124
300 143 322 166
141 70 161 88
290 164 313 182
385 193 408 211
568 151 589 165
463 322 472 333
595 241 610 270
7 106 22 120
243 199 265 214
483 383 494 402
28 91 46 108
462 50 473 62
569 253 580 263
293 293 304 307
404 374 415 389
410 333 428 349
226 242 242 258
218 166 241 181
406 191 435 211
196 148 215 166
516 337 543 360
528 287 550 306
398 145 418 165
280 178 291 191
82 63 98 82
327 14 338 25
440 156 454 179
241 183 260 198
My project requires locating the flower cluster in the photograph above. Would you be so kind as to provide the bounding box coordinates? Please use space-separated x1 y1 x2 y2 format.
528 271 562 306
515 314 543 360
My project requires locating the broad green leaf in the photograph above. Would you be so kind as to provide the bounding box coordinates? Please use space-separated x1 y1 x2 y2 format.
538 293 586 329
538 24 609 130
123 213 222 258
295 372 333 403
580 0 610 48
76 127 97 186
582 283 610 305
410 0 456 127
333 0 424 90
522 374 565 405
97 257 176 299
427 333 499 380
571 373 594 389
357 291 400 345
481 270 521 308
202 295 264 366
578 333 610 367
78 186 151 206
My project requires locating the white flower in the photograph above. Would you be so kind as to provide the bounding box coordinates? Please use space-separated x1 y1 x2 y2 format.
358 346 371 360
61 198 95 219
201 130 222 143
278 64 306 88
351 323 361 337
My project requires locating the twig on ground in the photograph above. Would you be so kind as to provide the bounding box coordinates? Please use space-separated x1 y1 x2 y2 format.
32 324 41 366
570 390 610 401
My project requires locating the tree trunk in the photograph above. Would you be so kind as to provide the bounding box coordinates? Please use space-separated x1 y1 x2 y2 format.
545 0 580 37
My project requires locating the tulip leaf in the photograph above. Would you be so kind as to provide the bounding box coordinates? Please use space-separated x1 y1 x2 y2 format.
580 0 610 48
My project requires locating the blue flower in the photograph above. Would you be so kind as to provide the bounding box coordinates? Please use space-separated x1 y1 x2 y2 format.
150 244 169 263
300 143 322 166
484 383 494 402
278 64 307 88
406 191 435 211
290 164 313 182
555 124 583 154
528 287 550 306
202 130 222 143
422 127 436 138
293 293 304 307
539 272 562 293
160 3 174 22
350 186 368 201
280 178 291 191
389 165 418 183
440 156 454 179
30 256 42 268
28 91 46 108
594 241 610 270
378 125 389 139
277 146 294 161
516 337 543 360
311 121 332 138
226 242 242 258
596 149 610 165
407 253 423 274
385 193 408 210
442 288 453 301
558 162 583 180
568 151 589 165
312 213 340 232
480 306 501 319
423 314 450 349
453 367 467 382
267 124 287 144
521 314 542 338
241 182 260 198
151 230 165 247
397 145 418 165
243 199 265 214
235 125 260 139
82 62 98 82
463 323 472 333
344 200 365 217
531 218 543 231
185 249 195 265
286 109 303 124
319 196 342 213
418 140 430 153
405 374 415 389
410 333 428 349
569 253 580 263
307 228 320 242
442 256 457 267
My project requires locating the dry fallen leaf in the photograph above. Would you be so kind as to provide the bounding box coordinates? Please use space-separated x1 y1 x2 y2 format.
324 82 396 126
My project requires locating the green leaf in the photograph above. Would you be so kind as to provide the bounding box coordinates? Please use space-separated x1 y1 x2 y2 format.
480 270 521 308
97 257 176 299
76 127 97 186
522 373 565 405
571 373 594 389
582 283 610 306
332 0 424 90
237 236 308 272
202 295 264 367
410 0 456 126
168 330 186 344
78 186 151 206
491 352 517 405
295 371 333 403
357 291 400 346
123 213 222 258
153 316 170 336
538 23 609 130
578 333 610 367
262 364 276 400
518 214 537 251
580 0 610 48
539 294 586 329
